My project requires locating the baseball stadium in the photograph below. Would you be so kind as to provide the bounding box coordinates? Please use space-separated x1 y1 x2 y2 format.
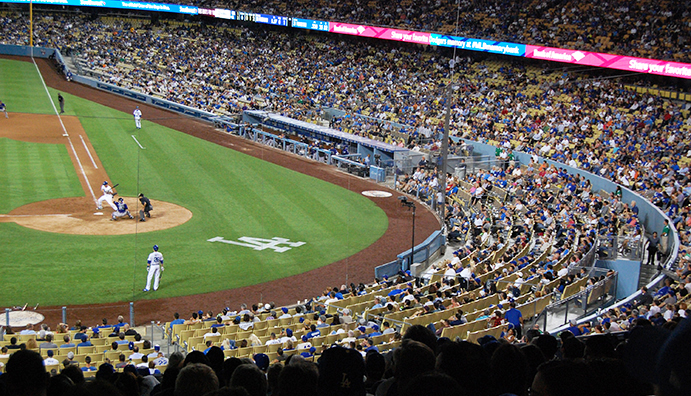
0 0 690 395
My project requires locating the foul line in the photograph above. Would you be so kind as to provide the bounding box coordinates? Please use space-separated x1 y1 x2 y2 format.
131 135 146 149
31 51 97 203
80 135 98 169
0 214 71 218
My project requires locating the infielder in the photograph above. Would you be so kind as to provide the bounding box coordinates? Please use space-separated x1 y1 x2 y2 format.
0 100 7 118
144 245 164 292
97 181 118 211
111 197 134 221
133 106 142 129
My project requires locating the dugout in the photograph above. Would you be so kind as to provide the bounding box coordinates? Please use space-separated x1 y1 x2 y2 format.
243 110 410 168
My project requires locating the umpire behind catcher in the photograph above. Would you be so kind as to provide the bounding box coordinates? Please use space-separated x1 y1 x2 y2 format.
138 193 153 222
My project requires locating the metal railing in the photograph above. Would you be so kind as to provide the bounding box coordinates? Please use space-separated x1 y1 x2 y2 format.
531 270 618 332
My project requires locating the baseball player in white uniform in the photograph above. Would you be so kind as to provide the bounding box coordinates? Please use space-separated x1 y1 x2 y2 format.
144 245 164 292
133 106 142 129
97 181 118 211
111 197 134 220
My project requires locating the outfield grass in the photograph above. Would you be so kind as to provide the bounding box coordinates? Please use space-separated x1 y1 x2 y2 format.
0 59 389 306
0 59 56 114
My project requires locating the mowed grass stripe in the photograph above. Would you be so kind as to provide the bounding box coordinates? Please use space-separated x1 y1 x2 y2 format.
48 144 83 198
31 144 60 198
0 59 55 114
0 139 21 211
0 139 84 212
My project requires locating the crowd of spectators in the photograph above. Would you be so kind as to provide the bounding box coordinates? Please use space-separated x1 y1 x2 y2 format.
2 14 690 200
58 0 691 63
1 9 691 393
2 308 689 396
5 14 691 182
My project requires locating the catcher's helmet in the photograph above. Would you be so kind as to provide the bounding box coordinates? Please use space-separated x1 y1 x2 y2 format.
153 245 159 251
103 181 108 185
118 197 124 202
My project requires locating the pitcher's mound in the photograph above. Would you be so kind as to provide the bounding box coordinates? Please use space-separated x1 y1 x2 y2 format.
0 197 192 235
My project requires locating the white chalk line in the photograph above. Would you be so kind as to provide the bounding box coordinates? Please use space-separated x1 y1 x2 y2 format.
0 214 71 218
80 135 98 169
31 54 97 203
131 135 145 149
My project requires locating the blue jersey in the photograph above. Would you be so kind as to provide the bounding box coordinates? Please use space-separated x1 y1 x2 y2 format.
115 201 129 213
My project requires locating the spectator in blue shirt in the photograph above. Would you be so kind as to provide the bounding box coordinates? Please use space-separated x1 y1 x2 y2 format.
504 302 524 339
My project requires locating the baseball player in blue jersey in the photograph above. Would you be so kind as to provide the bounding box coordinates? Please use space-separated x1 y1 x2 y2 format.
111 197 134 221
97 181 118 211
144 245 164 292
0 101 7 118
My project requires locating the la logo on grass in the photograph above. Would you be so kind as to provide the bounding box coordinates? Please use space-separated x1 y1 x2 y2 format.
207 236 306 253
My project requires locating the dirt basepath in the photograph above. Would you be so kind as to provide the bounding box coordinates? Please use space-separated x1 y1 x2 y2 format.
2 56 441 326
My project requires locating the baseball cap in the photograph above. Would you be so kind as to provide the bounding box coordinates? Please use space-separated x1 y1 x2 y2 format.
254 353 269 371
67 352 74 359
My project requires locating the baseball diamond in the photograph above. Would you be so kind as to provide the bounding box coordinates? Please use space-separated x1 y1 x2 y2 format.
0 56 440 325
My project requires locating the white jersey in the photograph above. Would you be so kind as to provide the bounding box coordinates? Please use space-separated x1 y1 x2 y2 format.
133 109 142 119
147 251 163 266
101 184 113 195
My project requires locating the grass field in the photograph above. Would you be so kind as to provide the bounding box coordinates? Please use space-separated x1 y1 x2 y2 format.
0 59 389 306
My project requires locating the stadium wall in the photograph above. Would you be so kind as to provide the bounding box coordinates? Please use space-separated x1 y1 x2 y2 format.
596 259 641 299
0 44 55 57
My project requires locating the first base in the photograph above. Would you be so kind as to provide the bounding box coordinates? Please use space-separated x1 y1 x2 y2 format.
94 212 104 215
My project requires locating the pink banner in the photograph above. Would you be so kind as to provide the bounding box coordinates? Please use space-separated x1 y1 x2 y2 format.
326 22 691 79
329 23 431 45
525 45 691 79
